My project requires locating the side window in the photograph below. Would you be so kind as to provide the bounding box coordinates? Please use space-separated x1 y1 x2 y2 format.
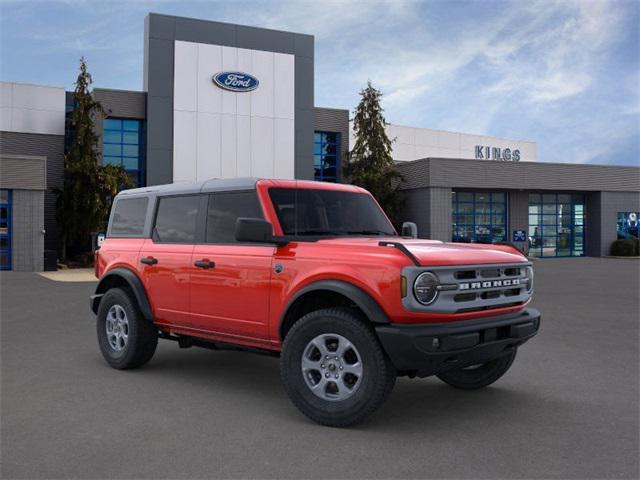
154 195 200 243
206 191 263 243
110 197 148 237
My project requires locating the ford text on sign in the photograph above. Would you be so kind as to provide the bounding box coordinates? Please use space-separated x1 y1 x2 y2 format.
212 72 259 92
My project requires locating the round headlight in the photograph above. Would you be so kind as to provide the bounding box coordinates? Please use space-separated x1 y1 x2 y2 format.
525 266 534 293
414 271 439 305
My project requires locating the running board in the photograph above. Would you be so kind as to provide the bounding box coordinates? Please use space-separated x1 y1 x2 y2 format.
158 331 279 357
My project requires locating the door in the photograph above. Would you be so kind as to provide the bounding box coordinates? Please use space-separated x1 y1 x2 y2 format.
527 193 585 257
190 191 274 341
138 194 201 326
0 190 11 270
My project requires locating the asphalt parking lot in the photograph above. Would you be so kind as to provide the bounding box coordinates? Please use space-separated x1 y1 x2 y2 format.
1 258 638 479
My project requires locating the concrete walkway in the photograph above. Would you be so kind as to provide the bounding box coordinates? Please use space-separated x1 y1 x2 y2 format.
37 268 97 282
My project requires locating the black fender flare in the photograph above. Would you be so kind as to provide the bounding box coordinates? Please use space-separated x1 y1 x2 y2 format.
91 268 153 321
279 280 390 339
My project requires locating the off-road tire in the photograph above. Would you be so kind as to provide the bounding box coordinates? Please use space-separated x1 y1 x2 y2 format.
97 288 158 369
280 307 396 427
436 348 517 390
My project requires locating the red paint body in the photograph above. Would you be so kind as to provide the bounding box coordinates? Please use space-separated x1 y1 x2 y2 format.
96 179 529 351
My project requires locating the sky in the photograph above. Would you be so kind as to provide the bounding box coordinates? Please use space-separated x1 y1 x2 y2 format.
1 0 638 166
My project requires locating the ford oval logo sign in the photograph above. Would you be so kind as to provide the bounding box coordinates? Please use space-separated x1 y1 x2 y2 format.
212 72 259 92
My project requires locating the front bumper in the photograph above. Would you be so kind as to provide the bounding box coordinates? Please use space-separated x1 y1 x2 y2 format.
375 308 541 377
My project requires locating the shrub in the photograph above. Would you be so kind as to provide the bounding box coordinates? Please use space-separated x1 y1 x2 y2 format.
610 239 638 256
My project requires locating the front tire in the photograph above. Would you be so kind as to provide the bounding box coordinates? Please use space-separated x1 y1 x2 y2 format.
97 288 158 370
436 348 517 390
280 308 396 427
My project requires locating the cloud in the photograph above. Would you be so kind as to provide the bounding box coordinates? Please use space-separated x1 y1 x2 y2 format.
253 0 415 39
0 0 637 165
480 0 624 104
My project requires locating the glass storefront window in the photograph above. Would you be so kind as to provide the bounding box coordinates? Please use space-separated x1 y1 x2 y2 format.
102 117 146 187
0 189 11 270
528 193 585 257
452 191 507 244
616 212 639 239
314 131 340 183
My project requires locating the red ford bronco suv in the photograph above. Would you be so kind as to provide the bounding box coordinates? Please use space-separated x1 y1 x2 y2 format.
92 178 540 427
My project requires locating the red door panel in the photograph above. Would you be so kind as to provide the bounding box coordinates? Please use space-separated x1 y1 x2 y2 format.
189 245 274 341
139 239 194 327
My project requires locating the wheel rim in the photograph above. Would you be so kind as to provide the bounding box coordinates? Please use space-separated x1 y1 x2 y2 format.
301 333 363 402
105 304 129 352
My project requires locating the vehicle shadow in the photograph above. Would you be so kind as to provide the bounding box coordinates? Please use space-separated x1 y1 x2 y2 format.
364 379 538 432
129 344 543 431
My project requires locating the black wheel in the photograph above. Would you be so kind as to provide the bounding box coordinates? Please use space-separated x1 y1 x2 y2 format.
96 288 158 370
436 348 517 390
280 308 396 427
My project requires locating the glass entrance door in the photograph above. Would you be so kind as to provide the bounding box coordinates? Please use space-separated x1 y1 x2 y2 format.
0 190 11 270
528 193 585 257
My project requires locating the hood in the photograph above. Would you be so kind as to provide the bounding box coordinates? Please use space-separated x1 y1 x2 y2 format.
316 237 527 266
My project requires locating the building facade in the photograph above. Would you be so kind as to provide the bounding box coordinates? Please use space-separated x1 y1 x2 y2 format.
376 123 537 163
0 13 638 270
395 158 640 258
0 82 65 271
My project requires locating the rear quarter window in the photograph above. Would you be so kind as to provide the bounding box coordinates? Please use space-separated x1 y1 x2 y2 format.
109 197 148 237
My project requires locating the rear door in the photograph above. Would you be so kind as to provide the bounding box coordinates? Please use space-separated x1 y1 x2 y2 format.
138 194 202 327
190 190 274 341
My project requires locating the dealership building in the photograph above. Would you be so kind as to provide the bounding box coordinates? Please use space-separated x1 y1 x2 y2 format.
1 13 639 271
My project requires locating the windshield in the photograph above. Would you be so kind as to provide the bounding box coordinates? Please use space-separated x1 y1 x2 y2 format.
269 188 396 237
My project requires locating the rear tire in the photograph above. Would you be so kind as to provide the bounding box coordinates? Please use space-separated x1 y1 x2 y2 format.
280 308 396 427
97 288 158 370
436 348 517 390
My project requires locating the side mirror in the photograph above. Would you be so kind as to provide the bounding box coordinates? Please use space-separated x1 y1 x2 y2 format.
401 222 418 239
236 218 285 244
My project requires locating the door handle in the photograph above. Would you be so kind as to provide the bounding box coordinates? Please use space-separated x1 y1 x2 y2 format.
140 256 158 265
194 259 215 269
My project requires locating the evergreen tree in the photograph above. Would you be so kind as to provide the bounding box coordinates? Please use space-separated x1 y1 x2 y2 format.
344 81 403 223
56 57 132 261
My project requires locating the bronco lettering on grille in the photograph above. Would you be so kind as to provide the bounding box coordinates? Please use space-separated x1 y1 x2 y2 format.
459 279 520 290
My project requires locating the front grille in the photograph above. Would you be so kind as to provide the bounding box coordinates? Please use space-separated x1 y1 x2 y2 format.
454 293 477 302
455 270 476 280
480 268 501 278
402 262 532 314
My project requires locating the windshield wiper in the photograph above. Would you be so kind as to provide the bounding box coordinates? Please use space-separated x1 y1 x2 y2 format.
296 229 346 236
345 230 394 236
295 229 395 237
